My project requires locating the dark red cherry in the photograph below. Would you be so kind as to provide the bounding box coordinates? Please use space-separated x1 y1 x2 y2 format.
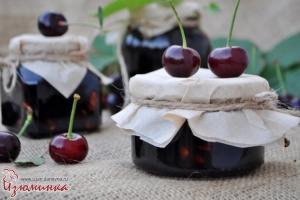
0 131 21 162
49 94 87 164
38 11 68 37
162 45 201 78
208 46 248 78
49 133 88 164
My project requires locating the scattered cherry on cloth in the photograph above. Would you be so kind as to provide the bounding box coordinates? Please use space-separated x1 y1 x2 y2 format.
49 94 89 164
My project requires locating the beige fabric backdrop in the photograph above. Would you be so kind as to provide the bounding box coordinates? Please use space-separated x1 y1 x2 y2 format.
0 0 300 55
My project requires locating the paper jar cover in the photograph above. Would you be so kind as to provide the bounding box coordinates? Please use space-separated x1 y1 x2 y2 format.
112 69 300 148
8 34 108 98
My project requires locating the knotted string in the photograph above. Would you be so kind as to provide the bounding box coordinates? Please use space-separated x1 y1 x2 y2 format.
0 57 18 93
131 91 300 117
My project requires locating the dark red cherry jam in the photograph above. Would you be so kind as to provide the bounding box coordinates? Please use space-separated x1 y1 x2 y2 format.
132 122 264 177
1 64 102 138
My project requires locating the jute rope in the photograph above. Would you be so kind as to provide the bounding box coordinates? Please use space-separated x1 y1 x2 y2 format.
0 54 87 94
0 51 110 94
8 53 87 63
131 91 300 117
0 57 18 93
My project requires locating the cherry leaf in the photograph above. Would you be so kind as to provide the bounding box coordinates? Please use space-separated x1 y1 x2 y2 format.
205 2 221 13
14 156 45 167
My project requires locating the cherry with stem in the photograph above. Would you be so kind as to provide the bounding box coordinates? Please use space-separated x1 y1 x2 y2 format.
162 0 201 78
208 0 248 78
49 94 89 164
0 105 33 162
38 11 109 37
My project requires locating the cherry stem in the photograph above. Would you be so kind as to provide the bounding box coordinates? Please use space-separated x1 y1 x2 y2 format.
226 0 241 47
67 94 80 140
17 108 33 138
168 0 187 48
58 21 100 30
275 64 287 94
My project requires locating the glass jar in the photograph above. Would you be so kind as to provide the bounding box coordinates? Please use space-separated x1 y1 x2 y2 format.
1 64 102 138
107 26 211 114
122 26 211 76
132 122 264 177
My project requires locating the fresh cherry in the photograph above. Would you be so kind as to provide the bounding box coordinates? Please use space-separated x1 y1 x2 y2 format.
208 0 248 78
0 106 33 162
49 94 88 164
0 132 21 162
49 133 88 164
38 11 68 37
162 0 201 78
162 45 201 77
208 47 248 78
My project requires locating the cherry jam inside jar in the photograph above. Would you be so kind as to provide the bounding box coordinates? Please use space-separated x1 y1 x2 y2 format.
132 122 264 177
1 64 102 138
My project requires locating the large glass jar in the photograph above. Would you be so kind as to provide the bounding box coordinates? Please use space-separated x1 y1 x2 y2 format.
132 122 264 177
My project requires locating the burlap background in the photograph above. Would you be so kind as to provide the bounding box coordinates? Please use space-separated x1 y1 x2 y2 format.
0 112 299 199
1 0 300 56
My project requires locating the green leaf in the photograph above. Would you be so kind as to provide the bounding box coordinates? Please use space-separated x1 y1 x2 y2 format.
266 32 300 68
103 0 154 17
89 35 117 71
14 156 45 167
286 67 300 97
95 0 182 18
211 38 265 75
204 2 221 13
158 0 182 7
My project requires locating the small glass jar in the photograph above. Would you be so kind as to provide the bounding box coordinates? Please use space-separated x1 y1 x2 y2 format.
132 122 264 177
1 65 102 138
1 35 102 138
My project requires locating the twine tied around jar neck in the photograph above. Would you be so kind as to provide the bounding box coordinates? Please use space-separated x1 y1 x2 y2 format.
0 53 90 95
8 52 87 63
131 91 300 117
0 57 18 94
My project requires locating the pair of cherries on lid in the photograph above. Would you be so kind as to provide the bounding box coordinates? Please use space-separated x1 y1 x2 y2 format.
163 0 248 78
163 45 248 78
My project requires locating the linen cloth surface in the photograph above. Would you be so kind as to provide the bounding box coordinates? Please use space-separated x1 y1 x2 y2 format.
0 113 299 200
